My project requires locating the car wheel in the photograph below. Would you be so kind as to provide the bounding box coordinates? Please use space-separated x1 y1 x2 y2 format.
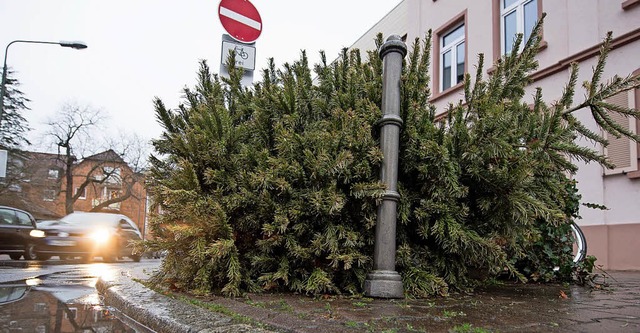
130 254 141 262
24 244 38 260
36 253 52 261
9 254 22 260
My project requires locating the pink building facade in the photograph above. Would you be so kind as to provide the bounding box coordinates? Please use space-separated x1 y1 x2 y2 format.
350 0 640 270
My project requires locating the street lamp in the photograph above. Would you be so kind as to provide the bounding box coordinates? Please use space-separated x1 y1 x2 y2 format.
0 39 88 128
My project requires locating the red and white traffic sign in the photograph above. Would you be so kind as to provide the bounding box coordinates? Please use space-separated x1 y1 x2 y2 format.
218 0 262 43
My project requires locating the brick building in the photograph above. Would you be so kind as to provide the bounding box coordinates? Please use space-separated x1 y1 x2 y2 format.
0 148 148 237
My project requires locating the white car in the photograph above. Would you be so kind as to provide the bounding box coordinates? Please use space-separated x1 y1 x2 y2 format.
36 212 142 262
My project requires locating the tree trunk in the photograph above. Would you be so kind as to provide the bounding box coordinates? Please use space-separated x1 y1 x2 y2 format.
64 145 74 215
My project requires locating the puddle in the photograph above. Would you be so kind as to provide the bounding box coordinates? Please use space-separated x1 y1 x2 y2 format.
0 278 152 332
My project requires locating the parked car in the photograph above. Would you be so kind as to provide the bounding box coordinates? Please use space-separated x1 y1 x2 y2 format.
36 212 142 262
0 206 45 260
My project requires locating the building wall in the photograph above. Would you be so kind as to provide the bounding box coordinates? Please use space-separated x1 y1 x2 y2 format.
349 0 409 58
350 0 640 269
1 150 148 234
70 159 147 232
11 153 67 218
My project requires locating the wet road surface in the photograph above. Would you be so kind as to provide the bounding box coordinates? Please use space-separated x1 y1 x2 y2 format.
0 256 153 332
5 256 639 333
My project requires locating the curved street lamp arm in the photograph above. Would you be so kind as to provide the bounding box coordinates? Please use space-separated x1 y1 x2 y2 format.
0 39 87 129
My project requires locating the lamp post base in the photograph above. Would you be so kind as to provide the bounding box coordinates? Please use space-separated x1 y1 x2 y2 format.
364 270 404 298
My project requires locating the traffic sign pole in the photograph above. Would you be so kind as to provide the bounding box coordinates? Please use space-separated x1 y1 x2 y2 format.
218 0 262 87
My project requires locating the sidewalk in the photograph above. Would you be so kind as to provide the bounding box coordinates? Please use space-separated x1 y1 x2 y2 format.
96 260 640 333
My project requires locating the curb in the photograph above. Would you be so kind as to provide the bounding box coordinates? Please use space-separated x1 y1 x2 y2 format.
96 269 275 333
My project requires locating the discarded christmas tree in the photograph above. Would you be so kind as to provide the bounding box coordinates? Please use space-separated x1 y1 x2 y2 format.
143 17 640 297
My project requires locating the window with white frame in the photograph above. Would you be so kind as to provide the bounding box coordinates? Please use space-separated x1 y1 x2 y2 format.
47 168 59 179
101 187 121 200
501 0 538 55
43 189 56 201
75 187 86 200
64 307 77 319
103 166 122 184
440 23 465 92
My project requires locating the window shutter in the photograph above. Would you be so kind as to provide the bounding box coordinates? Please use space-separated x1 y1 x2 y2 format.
603 90 638 175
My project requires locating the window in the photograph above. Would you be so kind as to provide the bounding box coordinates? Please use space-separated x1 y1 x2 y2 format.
0 150 6 178
65 307 77 319
603 87 638 175
440 24 465 91
501 0 538 55
34 303 47 313
0 208 15 225
15 211 33 226
433 11 467 96
75 187 86 200
104 188 120 200
43 189 56 201
48 168 59 179
103 166 121 184
98 187 122 209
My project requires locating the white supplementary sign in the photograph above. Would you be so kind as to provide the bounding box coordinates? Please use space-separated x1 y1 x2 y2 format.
221 40 256 71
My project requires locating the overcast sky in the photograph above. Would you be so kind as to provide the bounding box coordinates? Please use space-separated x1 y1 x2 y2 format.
0 0 401 152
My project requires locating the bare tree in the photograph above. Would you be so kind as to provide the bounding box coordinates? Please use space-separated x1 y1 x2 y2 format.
106 130 150 173
44 102 150 215
83 132 150 212
45 102 104 214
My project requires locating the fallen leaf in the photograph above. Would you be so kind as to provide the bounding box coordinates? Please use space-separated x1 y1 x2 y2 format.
559 290 568 299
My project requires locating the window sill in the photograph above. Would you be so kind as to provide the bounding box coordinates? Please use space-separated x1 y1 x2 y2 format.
626 169 640 179
622 0 640 10
429 82 465 103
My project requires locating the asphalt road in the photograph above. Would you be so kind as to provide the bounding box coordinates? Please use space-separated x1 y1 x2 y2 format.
0 254 153 283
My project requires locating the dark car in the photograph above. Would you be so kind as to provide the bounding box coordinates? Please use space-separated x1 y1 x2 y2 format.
0 206 45 260
36 212 142 262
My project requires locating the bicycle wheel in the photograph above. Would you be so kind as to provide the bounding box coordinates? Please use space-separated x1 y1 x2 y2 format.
570 223 587 263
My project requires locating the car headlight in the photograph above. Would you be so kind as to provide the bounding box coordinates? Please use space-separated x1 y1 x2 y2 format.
30 229 46 238
89 228 113 244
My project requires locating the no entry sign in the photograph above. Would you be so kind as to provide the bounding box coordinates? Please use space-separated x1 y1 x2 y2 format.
218 0 262 43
